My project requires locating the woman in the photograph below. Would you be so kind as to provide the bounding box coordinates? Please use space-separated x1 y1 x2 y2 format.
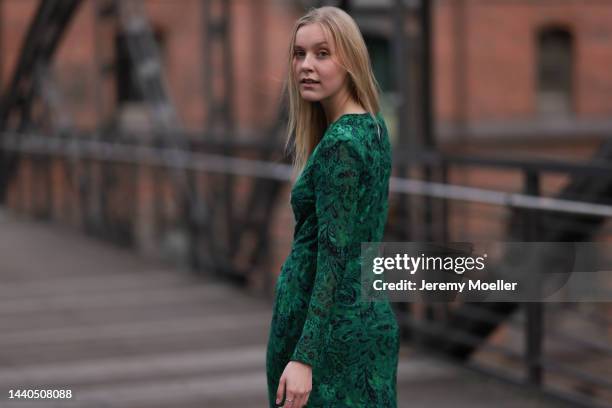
266 6 400 408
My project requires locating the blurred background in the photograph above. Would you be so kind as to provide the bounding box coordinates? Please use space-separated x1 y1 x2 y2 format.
0 0 611 407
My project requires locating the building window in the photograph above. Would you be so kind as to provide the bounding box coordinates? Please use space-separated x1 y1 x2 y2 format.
364 34 394 92
536 26 573 116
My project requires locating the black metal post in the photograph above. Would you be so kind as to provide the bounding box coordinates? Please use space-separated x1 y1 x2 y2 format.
393 0 412 242
524 170 543 386
421 0 438 242
220 0 236 257
392 0 414 342
421 0 435 151
419 0 437 324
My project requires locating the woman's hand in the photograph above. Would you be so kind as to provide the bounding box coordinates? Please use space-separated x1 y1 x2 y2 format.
275 360 312 407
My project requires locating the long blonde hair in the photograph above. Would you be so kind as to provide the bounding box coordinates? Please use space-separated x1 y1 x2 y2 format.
284 6 381 178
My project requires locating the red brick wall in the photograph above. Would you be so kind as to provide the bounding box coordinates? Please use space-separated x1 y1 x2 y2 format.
435 0 612 122
143 0 299 131
3 0 612 128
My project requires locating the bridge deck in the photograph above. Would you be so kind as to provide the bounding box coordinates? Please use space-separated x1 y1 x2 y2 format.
0 209 572 407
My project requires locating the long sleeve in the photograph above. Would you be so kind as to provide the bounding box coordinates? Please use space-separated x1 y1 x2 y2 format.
290 135 365 368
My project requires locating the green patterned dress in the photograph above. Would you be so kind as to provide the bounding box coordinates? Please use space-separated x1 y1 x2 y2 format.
266 112 400 407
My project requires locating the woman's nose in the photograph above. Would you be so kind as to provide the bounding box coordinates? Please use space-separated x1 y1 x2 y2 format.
300 53 314 71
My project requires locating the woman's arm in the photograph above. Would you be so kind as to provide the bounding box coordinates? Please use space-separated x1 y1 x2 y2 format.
290 134 365 368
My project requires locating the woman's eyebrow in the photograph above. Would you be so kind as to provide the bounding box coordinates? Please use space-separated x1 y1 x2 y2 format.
295 41 329 49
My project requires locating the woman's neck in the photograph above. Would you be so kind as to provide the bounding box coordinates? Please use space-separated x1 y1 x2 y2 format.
321 91 366 124
325 100 367 124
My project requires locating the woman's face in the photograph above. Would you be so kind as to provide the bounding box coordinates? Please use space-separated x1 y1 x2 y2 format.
293 23 348 104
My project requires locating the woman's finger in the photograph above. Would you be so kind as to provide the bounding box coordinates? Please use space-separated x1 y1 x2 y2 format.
294 393 306 408
285 387 306 408
283 391 296 407
302 390 310 407
275 377 286 406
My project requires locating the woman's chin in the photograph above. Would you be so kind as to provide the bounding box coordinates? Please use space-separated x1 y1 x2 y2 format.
299 92 322 102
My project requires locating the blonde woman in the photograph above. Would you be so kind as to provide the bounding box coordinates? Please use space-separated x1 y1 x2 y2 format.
266 6 399 408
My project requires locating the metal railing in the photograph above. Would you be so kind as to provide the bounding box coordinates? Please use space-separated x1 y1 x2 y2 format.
388 145 612 408
2 133 612 407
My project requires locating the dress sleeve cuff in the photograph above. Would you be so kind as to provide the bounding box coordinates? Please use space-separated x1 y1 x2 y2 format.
290 349 315 368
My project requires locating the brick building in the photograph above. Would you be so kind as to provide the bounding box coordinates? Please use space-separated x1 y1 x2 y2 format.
435 0 612 147
3 0 610 137
1 0 611 282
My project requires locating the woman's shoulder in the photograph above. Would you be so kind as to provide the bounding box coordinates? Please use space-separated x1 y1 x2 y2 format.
314 117 373 169
318 123 363 158
325 112 382 138
321 112 386 152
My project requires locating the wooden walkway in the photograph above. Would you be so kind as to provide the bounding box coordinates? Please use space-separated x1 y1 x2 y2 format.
0 209 573 407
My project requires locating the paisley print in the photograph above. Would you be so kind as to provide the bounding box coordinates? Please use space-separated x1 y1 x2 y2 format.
266 113 400 407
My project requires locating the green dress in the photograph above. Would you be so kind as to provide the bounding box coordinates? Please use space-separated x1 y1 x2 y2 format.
266 113 400 407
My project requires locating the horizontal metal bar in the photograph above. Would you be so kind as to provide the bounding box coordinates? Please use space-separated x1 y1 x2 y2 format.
539 358 612 391
4 131 612 175
3 134 612 218
545 327 612 356
390 177 612 217
547 303 612 327
395 148 612 177
0 134 292 181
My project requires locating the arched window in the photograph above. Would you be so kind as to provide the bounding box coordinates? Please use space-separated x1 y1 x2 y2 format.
536 26 573 116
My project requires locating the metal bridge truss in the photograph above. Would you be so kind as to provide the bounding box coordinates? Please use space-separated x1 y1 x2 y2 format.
0 0 288 285
0 0 611 406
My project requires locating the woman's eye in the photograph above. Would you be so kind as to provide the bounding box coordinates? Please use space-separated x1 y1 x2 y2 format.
293 49 328 59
